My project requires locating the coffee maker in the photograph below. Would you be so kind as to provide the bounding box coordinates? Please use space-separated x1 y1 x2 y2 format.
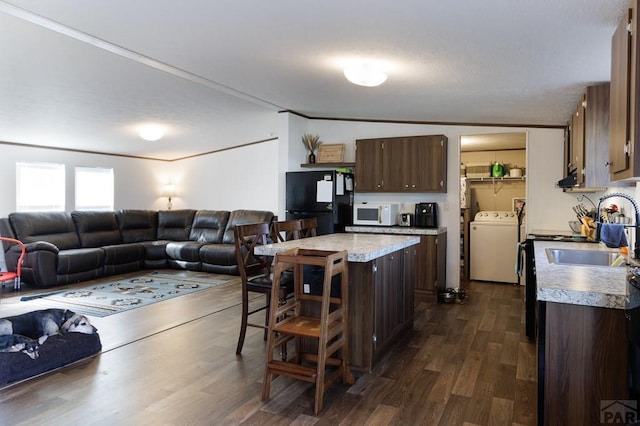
415 202 438 228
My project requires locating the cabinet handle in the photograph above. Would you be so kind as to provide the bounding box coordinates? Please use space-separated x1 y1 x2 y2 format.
405 184 409 188
412 184 416 188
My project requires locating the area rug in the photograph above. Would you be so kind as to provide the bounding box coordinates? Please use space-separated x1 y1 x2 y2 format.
20 272 229 318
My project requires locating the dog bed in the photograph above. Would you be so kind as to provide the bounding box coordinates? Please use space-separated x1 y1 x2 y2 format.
0 311 101 387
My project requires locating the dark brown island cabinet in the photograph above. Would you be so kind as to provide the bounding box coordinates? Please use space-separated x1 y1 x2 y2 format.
349 246 416 372
355 134 447 193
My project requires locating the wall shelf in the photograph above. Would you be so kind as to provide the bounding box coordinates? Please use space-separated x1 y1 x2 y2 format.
465 176 526 182
300 162 355 168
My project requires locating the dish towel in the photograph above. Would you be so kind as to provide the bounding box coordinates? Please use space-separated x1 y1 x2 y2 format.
599 223 629 248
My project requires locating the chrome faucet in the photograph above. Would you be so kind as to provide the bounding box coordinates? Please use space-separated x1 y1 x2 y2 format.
597 192 640 259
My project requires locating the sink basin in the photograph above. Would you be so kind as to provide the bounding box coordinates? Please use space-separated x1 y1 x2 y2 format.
545 248 623 267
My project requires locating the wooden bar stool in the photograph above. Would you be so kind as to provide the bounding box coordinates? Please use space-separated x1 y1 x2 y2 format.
262 248 353 414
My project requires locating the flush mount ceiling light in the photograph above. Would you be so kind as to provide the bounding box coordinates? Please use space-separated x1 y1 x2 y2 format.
139 124 165 141
344 62 388 87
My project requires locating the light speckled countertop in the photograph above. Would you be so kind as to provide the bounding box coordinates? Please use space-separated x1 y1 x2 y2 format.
535 240 640 309
255 233 420 263
345 225 445 236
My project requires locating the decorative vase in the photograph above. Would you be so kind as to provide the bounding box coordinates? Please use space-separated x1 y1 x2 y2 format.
308 152 316 164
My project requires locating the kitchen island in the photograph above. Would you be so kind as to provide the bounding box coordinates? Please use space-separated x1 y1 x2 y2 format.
534 240 640 425
256 233 419 373
346 225 447 302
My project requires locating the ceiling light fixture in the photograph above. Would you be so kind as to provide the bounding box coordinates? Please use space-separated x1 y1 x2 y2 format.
344 62 388 87
139 125 165 141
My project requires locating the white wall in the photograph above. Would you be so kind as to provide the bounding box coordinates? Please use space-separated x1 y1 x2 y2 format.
0 143 171 217
172 139 280 213
0 139 282 217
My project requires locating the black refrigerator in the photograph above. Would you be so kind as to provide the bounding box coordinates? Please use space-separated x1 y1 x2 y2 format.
285 170 354 235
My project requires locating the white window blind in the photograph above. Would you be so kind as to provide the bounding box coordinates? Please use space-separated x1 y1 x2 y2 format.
75 167 114 211
16 162 65 212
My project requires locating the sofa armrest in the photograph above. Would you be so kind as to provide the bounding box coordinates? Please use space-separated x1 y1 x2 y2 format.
22 241 59 254
5 241 59 287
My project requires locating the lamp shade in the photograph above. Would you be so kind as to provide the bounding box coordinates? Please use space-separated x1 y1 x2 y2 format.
344 63 387 87
162 184 176 197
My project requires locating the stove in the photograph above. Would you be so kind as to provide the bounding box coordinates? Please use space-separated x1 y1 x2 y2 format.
527 233 594 243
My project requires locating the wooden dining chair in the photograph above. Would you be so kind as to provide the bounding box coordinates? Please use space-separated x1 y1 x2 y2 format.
234 222 293 355
271 219 302 243
299 217 318 238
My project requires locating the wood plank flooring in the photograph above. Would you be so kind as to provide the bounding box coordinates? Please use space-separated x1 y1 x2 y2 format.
0 273 536 425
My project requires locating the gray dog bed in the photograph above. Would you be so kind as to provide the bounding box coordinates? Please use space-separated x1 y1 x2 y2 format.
0 310 102 387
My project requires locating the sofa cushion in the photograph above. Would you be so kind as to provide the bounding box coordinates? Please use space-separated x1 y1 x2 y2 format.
200 243 237 266
116 210 158 243
157 210 196 241
71 211 122 248
189 210 230 243
57 248 105 274
222 210 274 244
101 243 144 266
9 212 80 250
141 241 168 269
166 241 204 262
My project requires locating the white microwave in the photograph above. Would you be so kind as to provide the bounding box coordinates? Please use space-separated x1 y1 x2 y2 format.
353 203 400 226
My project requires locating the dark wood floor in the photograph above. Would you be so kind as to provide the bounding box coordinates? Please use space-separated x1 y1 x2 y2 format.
0 273 536 425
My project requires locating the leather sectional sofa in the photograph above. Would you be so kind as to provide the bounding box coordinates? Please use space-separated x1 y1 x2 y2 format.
0 209 274 288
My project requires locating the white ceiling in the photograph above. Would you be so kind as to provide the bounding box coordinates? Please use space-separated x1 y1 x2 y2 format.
0 0 629 160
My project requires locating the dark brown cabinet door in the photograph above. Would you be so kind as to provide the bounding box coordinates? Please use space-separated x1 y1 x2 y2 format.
570 95 585 185
381 138 408 192
355 138 384 191
412 135 447 192
414 233 446 301
610 6 632 177
403 246 416 323
373 251 404 355
584 83 612 187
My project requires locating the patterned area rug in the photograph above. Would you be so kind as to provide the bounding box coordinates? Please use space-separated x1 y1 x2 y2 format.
21 272 229 317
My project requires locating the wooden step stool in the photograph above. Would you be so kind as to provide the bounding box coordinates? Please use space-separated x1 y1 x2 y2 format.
261 248 354 414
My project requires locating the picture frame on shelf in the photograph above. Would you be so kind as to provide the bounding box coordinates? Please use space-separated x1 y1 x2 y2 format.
317 144 345 163
512 197 526 215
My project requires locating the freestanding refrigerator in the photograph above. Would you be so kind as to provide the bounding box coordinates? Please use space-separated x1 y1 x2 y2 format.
285 170 354 235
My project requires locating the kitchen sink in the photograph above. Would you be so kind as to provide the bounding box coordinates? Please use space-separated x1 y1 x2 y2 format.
545 248 623 267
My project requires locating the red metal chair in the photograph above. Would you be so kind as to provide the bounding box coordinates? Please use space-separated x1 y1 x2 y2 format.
0 237 26 289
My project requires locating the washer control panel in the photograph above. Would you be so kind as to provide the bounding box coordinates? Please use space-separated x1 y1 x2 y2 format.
473 211 518 223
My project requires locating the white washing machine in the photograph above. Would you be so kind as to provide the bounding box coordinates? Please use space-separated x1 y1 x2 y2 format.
470 211 519 284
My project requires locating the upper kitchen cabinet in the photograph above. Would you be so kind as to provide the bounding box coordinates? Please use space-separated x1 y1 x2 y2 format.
569 93 585 184
564 83 612 190
610 1 640 181
354 138 384 191
355 134 447 193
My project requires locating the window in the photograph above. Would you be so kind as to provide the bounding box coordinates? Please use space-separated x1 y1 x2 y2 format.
16 162 65 212
75 167 114 211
